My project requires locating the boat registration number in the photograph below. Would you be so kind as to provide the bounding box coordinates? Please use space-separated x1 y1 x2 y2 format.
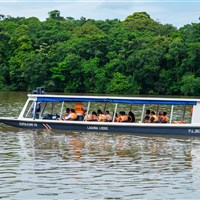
19 122 38 127
188 129 200 134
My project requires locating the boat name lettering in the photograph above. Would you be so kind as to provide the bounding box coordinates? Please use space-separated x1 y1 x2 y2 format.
19 122 38 127
87 126 108 131
188 129 200 133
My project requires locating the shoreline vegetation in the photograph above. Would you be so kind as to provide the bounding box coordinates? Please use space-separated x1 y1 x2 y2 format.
0 11 200 96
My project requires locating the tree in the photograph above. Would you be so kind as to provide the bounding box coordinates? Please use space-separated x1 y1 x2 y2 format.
106 72 140 94
180 74 200 95
48 10 64 20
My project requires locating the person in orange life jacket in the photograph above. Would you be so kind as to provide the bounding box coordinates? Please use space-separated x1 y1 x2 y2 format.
119 111 128 122
92 111 98 121
97 110 106 122
64 108 77 120
75 102 85 121
128 111 135 122
149 111 158 123
85 111 98 121
162 111 169 123
105 110 112 122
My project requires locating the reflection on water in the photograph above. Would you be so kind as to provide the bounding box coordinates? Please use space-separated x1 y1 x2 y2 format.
1 92 200 199
0 128 200 199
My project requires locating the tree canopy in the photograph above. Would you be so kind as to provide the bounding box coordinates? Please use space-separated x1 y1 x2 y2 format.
0 11 200 95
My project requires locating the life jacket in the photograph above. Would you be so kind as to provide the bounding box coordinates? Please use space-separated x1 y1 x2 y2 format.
70 113 77 120
162 116 169 123
151 115 158 123
119 115 128 122
75 102 85 115
98 114 106 122
106 114 112 122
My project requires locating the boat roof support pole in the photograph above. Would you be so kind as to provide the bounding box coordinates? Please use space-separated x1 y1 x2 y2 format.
60 101 64 118
85 102 91 121
51 102 54 114
33 101 37 120
112 103 118 122
141 104 145 122
103 103 107 113
182 105 186 122
169 105 174 124
156 105 159 115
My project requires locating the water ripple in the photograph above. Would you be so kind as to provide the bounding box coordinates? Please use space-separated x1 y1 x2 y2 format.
0 129 199 199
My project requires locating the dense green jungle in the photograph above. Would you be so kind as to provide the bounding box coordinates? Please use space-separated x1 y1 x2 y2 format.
0 11 200 95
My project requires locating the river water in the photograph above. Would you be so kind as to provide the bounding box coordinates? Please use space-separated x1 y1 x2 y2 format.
0 92 200 199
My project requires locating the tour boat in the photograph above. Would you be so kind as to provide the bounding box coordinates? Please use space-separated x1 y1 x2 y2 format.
0 88 200 136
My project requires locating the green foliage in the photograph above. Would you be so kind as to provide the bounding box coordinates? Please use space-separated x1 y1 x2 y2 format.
107 72 140 94
0 10 200 96
181 74 200 95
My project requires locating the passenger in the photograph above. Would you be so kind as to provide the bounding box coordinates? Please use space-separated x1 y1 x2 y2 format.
97 109 102 115
143 109 151 123
64 108 77 120
75 102 85 121
162 111 169 123
85 113 93 121
157 112 164 123
97 110 106 122
149 111 158 123
64 108 70 117
91 111 98 121
119 111 128 122
128 111 135 123
105 110 112 122
115 113 120 122
36 102 41 119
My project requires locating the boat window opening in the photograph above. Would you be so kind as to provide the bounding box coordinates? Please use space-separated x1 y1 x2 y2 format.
41 102 47 117
139 104 172 123
41 102 62 119
103 103 115 119
23 100 34 118
85 102 115 121
60 102 74 119
172 105 192 124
